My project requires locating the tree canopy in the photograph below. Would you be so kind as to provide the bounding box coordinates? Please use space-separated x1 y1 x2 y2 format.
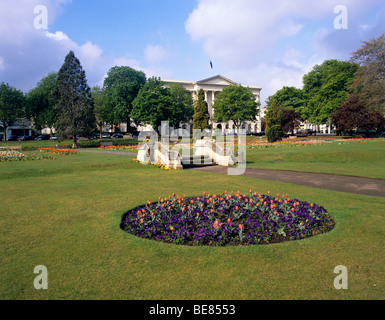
350 33 385 114
266 86 305 114
0 82 25 141
25 72 58 132
213 84 259 131
302 59 359 124
103 66 146 130
55 51 95 147
131 77 179 133
332 95 385 135
91 85 110 137
264 99 284 142
168 83 194 126
193 89 211 131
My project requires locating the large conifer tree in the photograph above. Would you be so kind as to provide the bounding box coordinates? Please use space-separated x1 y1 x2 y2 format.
56 51 95 148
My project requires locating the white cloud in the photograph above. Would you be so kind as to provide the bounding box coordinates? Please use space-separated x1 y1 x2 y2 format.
0 0 175 92
145 44 171 65
185 0 383 104
45 30 70 41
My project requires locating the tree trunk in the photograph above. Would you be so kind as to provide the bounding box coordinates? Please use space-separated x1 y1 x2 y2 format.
2 123 7 142
72 135 77 149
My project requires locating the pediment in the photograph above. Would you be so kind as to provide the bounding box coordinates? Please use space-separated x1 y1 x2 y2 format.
196 75 238 86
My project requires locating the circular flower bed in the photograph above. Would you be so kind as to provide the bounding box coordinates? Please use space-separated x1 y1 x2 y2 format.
121 191 335 246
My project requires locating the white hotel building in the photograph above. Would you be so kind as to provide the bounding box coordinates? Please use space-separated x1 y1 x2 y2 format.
138 75 265 133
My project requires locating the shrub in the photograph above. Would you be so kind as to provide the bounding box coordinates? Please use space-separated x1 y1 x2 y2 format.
266 125 283 143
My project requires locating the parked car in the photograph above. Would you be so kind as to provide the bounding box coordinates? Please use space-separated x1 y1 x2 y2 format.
50 135 58 140
34 134 50 141
91 133 101 140
112 133 123 139
17 135 35 141
296 130 308 137
6 135 19 141
101 133 111 139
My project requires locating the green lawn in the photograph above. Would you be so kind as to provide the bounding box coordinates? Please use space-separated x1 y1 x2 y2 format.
0 151 384 300
246 139 385 179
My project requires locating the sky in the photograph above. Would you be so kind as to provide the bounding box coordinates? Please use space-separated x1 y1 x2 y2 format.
0 0 384 105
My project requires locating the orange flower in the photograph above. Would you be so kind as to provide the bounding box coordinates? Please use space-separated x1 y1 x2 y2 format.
170 226 174 231
235 206 239 211
140 219 144 224
197 213 200 217
203 191 206 196
227 218 231 223
151 212 154 216
238 224 243 230
190 200 194 204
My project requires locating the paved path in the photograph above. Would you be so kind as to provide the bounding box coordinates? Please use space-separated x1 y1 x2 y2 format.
187 166 385 198
78 149 385 198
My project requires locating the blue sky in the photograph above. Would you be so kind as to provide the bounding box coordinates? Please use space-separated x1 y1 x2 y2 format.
0 0 384 105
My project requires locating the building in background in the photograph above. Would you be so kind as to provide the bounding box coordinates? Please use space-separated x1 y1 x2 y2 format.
160 75 264 134
0 119 32 140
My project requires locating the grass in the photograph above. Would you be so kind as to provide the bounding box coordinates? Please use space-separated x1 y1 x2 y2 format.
245 139 385 179
0 150 384 300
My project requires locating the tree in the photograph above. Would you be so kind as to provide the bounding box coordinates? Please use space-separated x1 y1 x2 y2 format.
302 59 359 125
213 84 259 133
266 86 305 115
55 51 95 148
332 95 385 135
0 83 25 141
25 72 58 133
91 86 110 138
168 83 194 126
282 108 301 135
131 77 176 134
264 99 284 142
350 33 385 114
103 66 146 131
193 89 210 130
